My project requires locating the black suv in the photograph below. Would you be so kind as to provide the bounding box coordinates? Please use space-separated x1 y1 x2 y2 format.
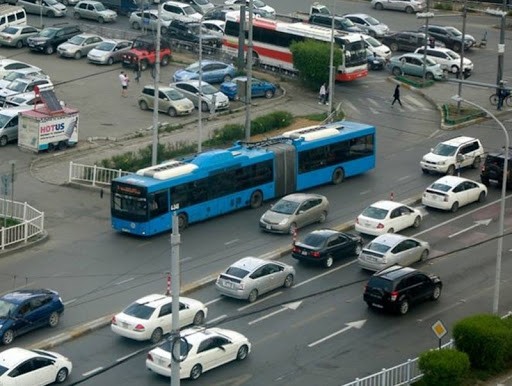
308 14 362 33
164 20 221 50
363 265 442 315
381 31 427 52
480 148 512 190
26 24 81 55
418 25 476 52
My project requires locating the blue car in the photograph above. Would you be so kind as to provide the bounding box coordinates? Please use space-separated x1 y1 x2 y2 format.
219 76 277 100
0 289 64 345
172 60 236 84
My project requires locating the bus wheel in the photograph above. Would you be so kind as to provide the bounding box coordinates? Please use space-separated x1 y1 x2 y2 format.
177 213 188 230
332 168 345 185
249 190 263 209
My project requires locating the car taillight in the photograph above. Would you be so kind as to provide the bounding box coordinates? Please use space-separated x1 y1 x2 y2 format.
390 291 399 302
147 353 153 361
292 246 300 253
376 223 384 229
134 324 145 331
311 251 320 258
111 316 117 325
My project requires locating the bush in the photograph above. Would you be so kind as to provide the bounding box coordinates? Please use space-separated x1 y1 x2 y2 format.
252 111 294 135
453 314 512 372
419 348 470 386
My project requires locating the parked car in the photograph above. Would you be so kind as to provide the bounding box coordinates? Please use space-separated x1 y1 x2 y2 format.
358 234 430 272
363 265 442 314
414 46 473 74
26 24 81 55
161 0 202 22
382 31 428 53
259 193 329 234
292 229 363 268
57 33 103 59
201 19 225 37
215 257 295 302
87 39 132 65
355 200 422 236
0 75 52 103
0 106 35 146
173 60 236 84
343 13 389 38
172 80 230 111
480 147 512 190
73 0 118 23
0 59 38 78
420 136 484 175
371 0 425 14
224 0 275 16
138 85 194 116
418 24 476 52
146 326 250 379
0 25 40 48
308 14 362 33
4 91 43 107
178 0 214 15
0 67 45 90
387 53 444 80
363 34 391 60
422 175 487 212
15 0 67 17
219 76 276 100
0 289 64 345
129 10 173 34
111 294 208 343
121 36 172 71
163 19 221 51
0 347 72 385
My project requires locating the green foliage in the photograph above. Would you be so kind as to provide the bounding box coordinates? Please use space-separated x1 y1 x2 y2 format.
453 314 512 372
207 123 245 146
251 111 294 135
290 39 342 90
0 217 20 228
433 1 453 11
418 349 470 386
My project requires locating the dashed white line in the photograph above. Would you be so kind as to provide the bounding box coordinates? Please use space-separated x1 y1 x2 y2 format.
237 291 282 311
360 190 371 195
82 367 103 377
204 297 223 306
208 314 227 324
292 260 357 289
116 352 139 362
63 298 76 306
225 239 240 246
398 175 410 181
115 277 134 285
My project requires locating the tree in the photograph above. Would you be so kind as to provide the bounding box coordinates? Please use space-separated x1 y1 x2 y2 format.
290 39 343 90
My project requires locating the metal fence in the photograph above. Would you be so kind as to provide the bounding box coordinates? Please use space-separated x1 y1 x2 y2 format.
68 162 132 187
0 199 45 250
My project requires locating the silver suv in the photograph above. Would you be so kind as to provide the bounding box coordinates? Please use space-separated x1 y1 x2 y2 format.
73 1 117 23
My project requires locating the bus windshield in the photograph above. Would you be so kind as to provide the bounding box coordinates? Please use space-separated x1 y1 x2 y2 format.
111 182 148 221
338 39 367 67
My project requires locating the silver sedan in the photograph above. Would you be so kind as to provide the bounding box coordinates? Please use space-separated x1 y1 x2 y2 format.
57 34 103 59
87 39 132 65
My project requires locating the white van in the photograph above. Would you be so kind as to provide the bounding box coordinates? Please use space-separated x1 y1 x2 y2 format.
0 5 27 32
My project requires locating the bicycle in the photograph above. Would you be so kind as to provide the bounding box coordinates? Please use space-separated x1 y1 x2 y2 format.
489 91 512 107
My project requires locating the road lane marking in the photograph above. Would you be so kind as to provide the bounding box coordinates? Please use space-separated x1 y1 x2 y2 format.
448 219 492 238
208 314 227 324
225 239 239 246
360 190 371 195
204 297 223 306
63 298 76 306
248 301 302 325
237 291 282 311
292 260 357 289
82 367 104 377
115 277 134 285
398 175 410 181
116 351 140 362
291 307 336 329
308 320 366 347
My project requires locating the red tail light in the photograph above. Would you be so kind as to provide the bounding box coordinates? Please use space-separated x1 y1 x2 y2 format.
134 324 145 331
390 291 399 302
311 251 320 258
111 316 117 325
376 223 384 229
292 246 300 253
147 353 153 361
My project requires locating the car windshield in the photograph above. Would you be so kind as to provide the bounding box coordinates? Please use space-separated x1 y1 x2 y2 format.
425 57 437 66
46 0 59 5
361 206 388 220
2 27 18 35
68 35 86 45
271 199 300 215
339 18 355 28
95 41 116 51
432 143 457 156
123 302 155 319
365 16 380 25
3 72 24 81
7 80 27 92
225 266 250 278
195 0 208 4
0 364 8 376
183 5 196 15
164 89 185 100
445 50 459 60
199 84 217 95
302 233 328 248
7 96 27 105
254 0 266 7
445 26 461 37
365 36 382 47
430 182 451 192
0 299 17 318
95 3 106 10
40 28 58 38
365 242 391 254
185 63 201 73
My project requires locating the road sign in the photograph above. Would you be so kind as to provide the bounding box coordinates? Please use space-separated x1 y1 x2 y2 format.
431 320 447 339
1 174 10 195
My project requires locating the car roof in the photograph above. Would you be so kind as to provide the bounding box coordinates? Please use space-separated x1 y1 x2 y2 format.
486 148 512 159
345 13 371 18
133 294 194 308
431 175 467 187
0 348 39 369
280 193 325 203
229 256 267 272
306 229 341 238
164 0 194 7
440 136 478 146
203 20 225 26
368 200 403 210
181 326 232 345
0 59 30 67
374 265 417 280
370 233 409 247
1 289 56 304
73 33 101 38
176 79 212 86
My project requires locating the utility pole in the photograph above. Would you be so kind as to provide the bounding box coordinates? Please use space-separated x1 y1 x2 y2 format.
457 0 467 112
496 0 507 91
417 0 433 83
237 6 245 71
151 0 161 166
328 0 335 120
170 207 181 386
9 161 14 218
244 0 254 141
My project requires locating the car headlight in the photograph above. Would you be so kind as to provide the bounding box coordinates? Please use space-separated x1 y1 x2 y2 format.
278 218 289 226
438 160 446 165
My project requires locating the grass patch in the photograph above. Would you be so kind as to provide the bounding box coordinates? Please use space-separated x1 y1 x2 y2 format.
442 103 486 125
302 111 345 122
0 217 20 228
396 75 435 88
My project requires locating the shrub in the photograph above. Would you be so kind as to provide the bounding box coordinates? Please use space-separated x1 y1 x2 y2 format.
453 314 512 372
252 111 294 135
419 348 470 386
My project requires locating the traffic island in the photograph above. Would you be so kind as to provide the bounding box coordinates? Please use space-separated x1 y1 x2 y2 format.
394 75 435 89
442 103 486 126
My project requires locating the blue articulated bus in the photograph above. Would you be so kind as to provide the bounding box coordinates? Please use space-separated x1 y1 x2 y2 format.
111 120 376 236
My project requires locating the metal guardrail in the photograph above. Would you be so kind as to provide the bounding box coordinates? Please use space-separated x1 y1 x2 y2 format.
68 162 132 187
0 199 45 250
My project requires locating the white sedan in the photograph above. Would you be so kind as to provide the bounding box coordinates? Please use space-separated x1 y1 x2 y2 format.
111 294 208 343
355 200 422 236
146 326 251 380
0 347 72 385
422 175 487 212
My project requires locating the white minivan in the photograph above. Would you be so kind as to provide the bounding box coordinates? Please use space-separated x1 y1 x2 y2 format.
0 6 27 32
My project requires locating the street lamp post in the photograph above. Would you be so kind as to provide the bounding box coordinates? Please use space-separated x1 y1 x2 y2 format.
452 95 509 315
328 0 335 119
151 0 161 166
417 10 435 83
244 0 253 141
485 7 507 94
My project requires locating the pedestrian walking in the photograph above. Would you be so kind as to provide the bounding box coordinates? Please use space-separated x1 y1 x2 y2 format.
324 85 330 105
497 80 508 111
319 83 326 104
119 71 129 97
391 84 403 107
133 60 141 84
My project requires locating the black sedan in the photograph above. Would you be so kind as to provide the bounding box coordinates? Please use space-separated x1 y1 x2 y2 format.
292 229 363 268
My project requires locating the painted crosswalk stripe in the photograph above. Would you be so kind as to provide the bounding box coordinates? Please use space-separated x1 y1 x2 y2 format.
404 95 430 110
342 99 360 115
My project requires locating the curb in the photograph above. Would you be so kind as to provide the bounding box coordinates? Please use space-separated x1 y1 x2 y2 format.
0 231 49 258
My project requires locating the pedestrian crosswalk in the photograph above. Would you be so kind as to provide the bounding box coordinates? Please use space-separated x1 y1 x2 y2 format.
341 94 434 116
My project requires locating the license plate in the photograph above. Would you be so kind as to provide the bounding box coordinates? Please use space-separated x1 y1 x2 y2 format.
372 303 384 309
158 359 165 366
301 251 307 255
266 224 271 230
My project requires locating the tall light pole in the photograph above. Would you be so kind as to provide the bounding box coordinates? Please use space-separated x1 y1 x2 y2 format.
456 0 467 113
485 7 508 94
169 207 181 386
151 0 162 166
244 0 253 141
328 0 335 119
452 95 509 315
417 9 434 83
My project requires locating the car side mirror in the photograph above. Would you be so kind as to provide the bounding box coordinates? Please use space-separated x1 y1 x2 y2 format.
430 147 434 152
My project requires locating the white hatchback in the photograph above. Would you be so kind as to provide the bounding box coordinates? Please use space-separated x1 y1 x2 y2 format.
363 34 391 60
111 294 208 343
355 200 422 236
422 176 487 212
414 46 473 74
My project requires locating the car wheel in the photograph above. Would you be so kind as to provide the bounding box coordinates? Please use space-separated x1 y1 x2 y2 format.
200 100 209 112
478 191 486 203
74 51 82 60
0 135 8 147
472 156 481 169
139 100 148 110
236 345 249 360
55 368 68 384
107 57 114 65
453 42 462 52
74 12 81 19
420 249 429 262
331 167 344 184
1 329 14 345
190 364 202 380
413 216 421 228
451 65 459 74
193 311 205 325
48 311 60 327
47 10 55 17
446 164 456 175
58 141 67 150
422 168 429 174
168 107 177 117
178 213 188 230
45 45 54 55
264 89 274 99
318 211 327 223
150 327 163 343
398 299 409 315
451 201 459 213
249 190 263 209
288 222 297 235
387 228 395 233
98 17 105 24
375 2 383 10
15 40 23 48
431 285 442 300
481 177 490 186
132 21 141 30
392 67 402 77
248 289 258 303
324 255 334 269
425 72 434 81
283 274 294 288
390 43 399 52
405 5 414 13
223 74 232 82
160 55 170 66
47 143 56 152
355 243 362 255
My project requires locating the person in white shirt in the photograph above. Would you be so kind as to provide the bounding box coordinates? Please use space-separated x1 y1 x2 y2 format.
119 71 129 97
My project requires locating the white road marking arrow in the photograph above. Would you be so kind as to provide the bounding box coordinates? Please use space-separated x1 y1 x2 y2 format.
247 301 302 325
308 319 367 348
448 218 492 238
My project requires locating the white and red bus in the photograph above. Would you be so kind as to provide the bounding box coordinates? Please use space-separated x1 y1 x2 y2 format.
223 13 368 82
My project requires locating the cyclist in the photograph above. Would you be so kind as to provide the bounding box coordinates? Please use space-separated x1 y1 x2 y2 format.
497 80 510 111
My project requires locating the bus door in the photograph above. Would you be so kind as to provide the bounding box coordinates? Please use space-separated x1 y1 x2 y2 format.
270 143 296 196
